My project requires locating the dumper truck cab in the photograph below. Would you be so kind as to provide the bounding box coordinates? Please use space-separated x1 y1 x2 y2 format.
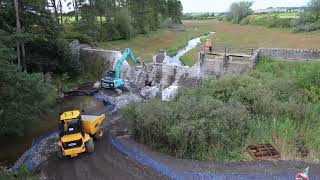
58 110 105 158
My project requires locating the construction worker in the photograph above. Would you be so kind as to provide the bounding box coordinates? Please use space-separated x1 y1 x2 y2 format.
204 38 213 53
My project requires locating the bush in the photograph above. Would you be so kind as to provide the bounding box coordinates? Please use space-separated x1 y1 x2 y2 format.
99 21 121 41
292 12 320 32
123 97 250 161
0 165 35 180
115 8 136 40
240 15 292 28
267 17 292 28
64 30 94 45
121 59 320 162
293 22 319 32
0 61 55 136
227 1 253 24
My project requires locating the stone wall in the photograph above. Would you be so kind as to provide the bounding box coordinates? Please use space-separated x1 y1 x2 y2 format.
80 48 121 78
251 48 320 65
199 52 253 78
122 63 196 91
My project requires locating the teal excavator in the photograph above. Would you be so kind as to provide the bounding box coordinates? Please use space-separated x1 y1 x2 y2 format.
100 48 140 90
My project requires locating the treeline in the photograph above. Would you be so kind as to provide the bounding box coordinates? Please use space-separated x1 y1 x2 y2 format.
222 0 320 32
0 0 62 137
182 13 215 20
0 0 76 74
65 0 183 43
0 0 183 137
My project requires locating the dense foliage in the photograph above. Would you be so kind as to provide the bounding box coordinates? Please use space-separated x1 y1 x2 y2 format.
182 13 215 20
0 0 78 74
240 14 293 28
226 1 253 24
122 58 320 161
0 60 55 136
224 0 320 32
64 0 183 42
0 166 34 180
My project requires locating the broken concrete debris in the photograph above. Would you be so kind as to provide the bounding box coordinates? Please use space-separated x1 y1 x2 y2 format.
140 86 159 99
162 85 179 101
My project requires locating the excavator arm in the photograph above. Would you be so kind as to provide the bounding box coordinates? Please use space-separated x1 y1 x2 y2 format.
114 48 140 80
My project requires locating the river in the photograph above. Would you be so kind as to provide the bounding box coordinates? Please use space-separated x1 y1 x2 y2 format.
163 32 215 65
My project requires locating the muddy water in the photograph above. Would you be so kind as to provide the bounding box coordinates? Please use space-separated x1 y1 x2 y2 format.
0 96 106 167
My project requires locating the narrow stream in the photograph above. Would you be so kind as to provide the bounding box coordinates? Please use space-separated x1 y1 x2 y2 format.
164 37 201 65
164 32 215 65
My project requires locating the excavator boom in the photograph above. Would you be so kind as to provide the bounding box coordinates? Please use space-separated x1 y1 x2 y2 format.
114 48 139 79
101 48 140 89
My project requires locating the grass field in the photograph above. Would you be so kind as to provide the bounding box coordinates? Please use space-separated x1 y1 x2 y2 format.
181 20 320 65
98 27 207 63
98 20 320 65
250 12 299 19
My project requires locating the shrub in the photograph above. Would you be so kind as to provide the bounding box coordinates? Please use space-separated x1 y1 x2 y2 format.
122 59 320 162
99 21 121 41
267 17 292 28
123 97 250 161
227 1 253 24
240 15 292 28
292 12 320 32
0 61 55 137
293 22 319 32
64 30 94 45
0 165 35 180
115 8 136 40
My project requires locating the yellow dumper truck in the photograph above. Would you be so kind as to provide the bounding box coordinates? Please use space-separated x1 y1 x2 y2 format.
57 110 105 158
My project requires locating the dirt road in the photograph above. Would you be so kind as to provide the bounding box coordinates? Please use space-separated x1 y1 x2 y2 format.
39 133 167 180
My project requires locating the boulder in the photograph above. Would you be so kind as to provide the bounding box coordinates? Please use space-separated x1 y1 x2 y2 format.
162 85 179 101
140 86 159 99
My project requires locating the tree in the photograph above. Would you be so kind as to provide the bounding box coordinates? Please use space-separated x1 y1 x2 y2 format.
292 0 320 32
0 60 55 136
115 8 135 39
13 0 21 68
309 0 320 19
50 0 59 23
227 1 253 24
0 30 16 61
95 0 107 26
167 0 183 24
129 0 149 33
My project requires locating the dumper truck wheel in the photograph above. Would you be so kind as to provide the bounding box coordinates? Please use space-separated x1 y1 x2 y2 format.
85 138 94 153
94 128 104 140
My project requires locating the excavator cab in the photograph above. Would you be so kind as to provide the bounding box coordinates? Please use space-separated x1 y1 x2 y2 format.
101 71 116 89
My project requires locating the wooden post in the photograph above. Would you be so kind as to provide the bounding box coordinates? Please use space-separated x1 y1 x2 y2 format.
223 48 228 68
